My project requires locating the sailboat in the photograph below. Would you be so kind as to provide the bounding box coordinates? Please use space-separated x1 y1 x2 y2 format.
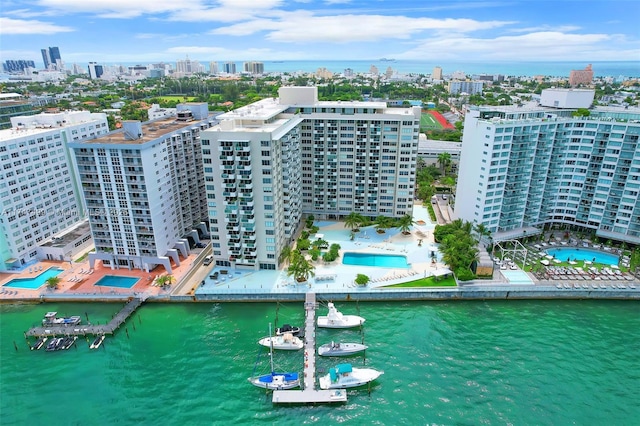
249 324 300 390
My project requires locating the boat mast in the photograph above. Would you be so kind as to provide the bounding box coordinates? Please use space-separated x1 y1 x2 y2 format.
269 322 275 374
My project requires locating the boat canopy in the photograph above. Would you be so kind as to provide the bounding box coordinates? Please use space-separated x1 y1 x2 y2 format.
330 363 353 381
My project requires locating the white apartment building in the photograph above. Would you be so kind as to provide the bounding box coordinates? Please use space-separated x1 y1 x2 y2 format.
455 105 640 245
201 86 420 270
70 104 219 273
0 111 109 271
448 80 484 95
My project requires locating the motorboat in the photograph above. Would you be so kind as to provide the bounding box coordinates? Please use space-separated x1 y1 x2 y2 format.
250 324 300 389
258 332 303 351
90 335 105 350
318 341 368 357
318 363 383 389
248 371 300 390
59 336 77 350
275 324 301 336
42 312 81 326
317 303 365 329
45 337 63 352
31 337 48 351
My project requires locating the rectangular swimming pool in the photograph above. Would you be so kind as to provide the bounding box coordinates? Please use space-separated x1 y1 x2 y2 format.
2 268 64 289
94 275 140 288
546 247 619 265
342 252 409 268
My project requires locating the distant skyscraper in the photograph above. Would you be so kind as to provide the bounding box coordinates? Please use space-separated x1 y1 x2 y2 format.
369 65 379 75
432 66 443 80
569 64 594 86
223 62 237 74
209 61 219 75
3 60 35 73
243 61 264 75
88 62 104 79
41 46 62 70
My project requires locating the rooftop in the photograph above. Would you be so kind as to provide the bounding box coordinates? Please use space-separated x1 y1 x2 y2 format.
81 115 210 145
41 220 92 248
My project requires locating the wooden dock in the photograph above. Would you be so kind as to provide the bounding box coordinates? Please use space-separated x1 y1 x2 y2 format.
272 293 347 404
26 296 144 337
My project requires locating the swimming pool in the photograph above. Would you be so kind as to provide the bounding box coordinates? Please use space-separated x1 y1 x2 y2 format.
545 248 619 264
94 275 140 288
2 268 64 289
342 252 409 268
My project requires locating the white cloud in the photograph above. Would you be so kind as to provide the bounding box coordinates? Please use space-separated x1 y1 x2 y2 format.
35 0 185 18
164 45 311 60
211 12 514 42
395 31 638 61
0 17 74 34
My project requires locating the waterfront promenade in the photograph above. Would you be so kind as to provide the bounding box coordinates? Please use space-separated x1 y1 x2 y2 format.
1 205 638 304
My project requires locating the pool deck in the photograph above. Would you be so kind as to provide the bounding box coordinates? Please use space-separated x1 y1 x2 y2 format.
1 204 639 304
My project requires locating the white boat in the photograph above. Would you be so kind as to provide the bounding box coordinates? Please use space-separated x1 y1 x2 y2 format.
317 303 365 329
42 311 81 326
90 335 105 350
275 324 301 336
250 324 300 390
318 341 368 357
258 332 304 351
318 363 383 389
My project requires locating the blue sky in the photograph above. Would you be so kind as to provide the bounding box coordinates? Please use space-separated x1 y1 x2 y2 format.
1 0 639 66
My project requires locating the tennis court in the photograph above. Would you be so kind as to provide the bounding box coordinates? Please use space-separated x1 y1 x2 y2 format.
420 111 442 130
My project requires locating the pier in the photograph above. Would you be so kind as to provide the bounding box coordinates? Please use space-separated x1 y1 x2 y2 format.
26 296 145 337
272 292 347 404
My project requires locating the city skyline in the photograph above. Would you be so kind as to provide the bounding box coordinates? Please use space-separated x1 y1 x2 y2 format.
1 1 639 65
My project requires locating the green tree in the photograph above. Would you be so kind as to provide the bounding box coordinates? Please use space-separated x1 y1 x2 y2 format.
355 274 370 286
344 212 364 231
287 252 315 283
398 214 415 235
45 276 61 289
374 215 392 233
437 152 452 176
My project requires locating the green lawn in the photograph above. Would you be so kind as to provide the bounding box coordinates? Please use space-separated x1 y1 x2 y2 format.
156 95 198 102
420 111 442 130
381 275 457 288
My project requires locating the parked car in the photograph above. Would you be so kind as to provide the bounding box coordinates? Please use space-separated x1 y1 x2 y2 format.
203 255 213 266
195 243 206 248
442 195 448 200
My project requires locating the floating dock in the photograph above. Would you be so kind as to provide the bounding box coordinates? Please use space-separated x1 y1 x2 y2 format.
272 293 347 404
26 296 144 337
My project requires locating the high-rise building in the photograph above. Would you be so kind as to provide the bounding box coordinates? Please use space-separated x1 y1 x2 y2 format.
41 46 62 70
243 61 264 75
569 64 594 87
3 60 36 73
223 62 237 74
0 111 109 271
200 86 420 270
432 66 443 80
0 93 38 129
448 80 484 95
70 104 219 273
455 105 640 245
176 57 205 75
87 62 104 80
209 62 219 75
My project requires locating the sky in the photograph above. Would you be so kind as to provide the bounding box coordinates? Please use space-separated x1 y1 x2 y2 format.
1 0 639 66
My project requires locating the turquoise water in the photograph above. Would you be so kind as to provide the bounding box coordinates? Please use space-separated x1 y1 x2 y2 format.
2 267 64 289
2 301 639 425
94 275 140 288
342 252 409 268
546 248 619 264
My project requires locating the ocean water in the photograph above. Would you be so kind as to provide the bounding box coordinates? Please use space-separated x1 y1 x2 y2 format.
1 300 639 425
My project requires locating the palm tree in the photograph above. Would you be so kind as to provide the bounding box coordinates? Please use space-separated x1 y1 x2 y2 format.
473 223 492 245
155 275 169 287
374 215 391 234
287 252 315 283
437 152 452 177
278 245 294 267
398 214 415 235
45 276 61 290
344 212 363 232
